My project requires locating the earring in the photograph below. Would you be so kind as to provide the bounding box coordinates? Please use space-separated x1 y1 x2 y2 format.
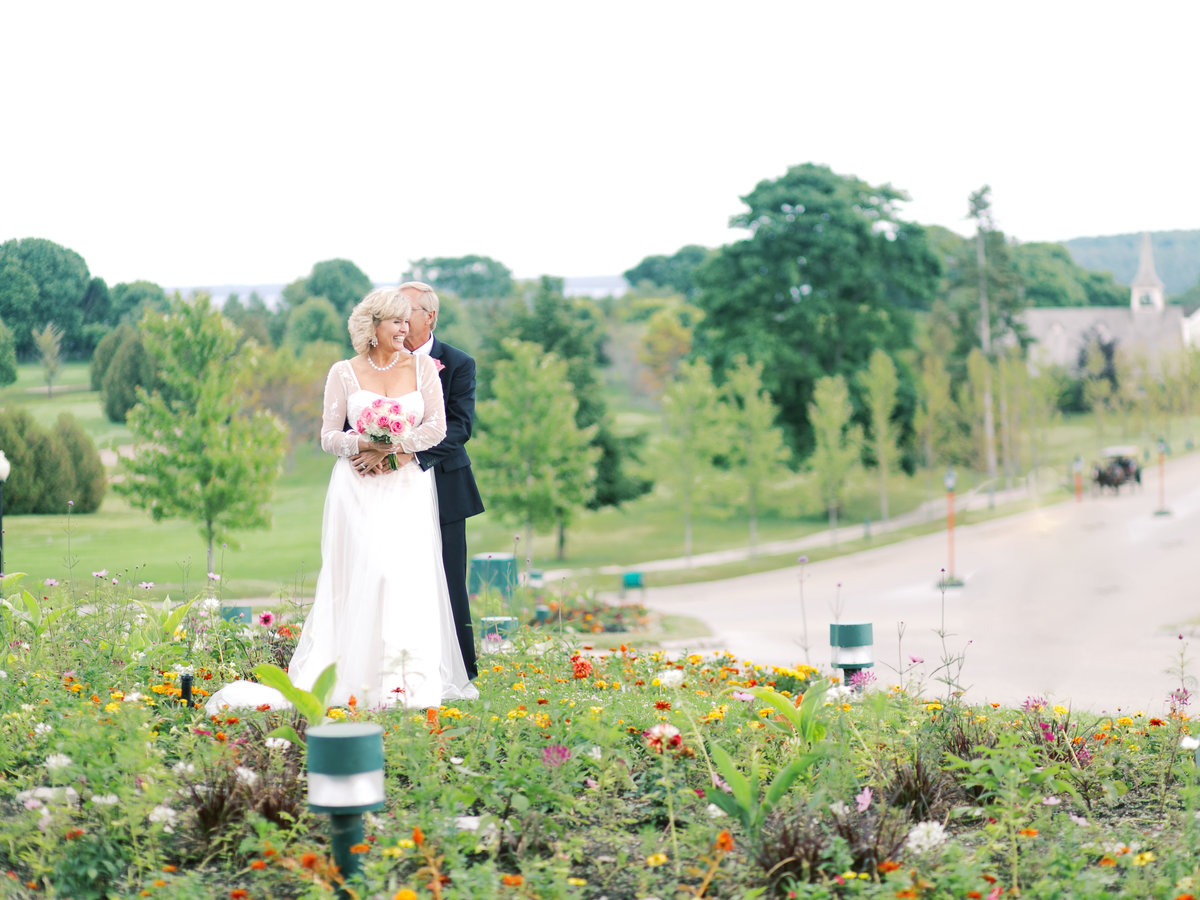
370 337 378 347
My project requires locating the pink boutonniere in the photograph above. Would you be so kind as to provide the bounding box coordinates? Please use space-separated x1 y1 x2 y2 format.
433 359 446 372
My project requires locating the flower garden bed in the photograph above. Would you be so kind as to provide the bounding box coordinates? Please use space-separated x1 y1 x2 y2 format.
1 573 1199 899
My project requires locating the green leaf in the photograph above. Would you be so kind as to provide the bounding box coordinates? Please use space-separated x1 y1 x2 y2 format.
252 663 326 726
21 590 41 628
265 724 305 746
764 752 821 808
708 741 754 816
160 596 197 640
311 663 338 708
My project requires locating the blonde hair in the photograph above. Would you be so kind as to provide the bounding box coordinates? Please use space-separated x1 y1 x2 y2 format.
398 280 439 328
347 288 411 354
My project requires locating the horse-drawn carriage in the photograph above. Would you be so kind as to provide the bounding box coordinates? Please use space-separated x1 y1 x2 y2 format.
1091 445 1141 493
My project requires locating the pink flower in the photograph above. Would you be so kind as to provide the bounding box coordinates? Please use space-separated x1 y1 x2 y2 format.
389 418 405 435
257 611 275 627
855 786 872 812
371 398 384 409
433 359 445 371
377 415 392 430
542 744 571 768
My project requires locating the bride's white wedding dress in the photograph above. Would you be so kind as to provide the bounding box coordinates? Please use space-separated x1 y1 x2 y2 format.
206 355 478 714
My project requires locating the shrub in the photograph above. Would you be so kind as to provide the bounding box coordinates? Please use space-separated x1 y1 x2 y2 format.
0 409 106 514
101 327 156 423
55 413 106 512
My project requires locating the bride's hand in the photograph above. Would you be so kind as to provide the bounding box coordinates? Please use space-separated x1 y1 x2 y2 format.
351 448 390 476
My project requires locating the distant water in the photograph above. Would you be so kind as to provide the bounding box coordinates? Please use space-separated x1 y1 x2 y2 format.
169 274 629 306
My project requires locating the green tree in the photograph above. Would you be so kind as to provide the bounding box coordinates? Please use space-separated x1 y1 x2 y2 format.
723 355 792 556
32 322 63 397
0 408 74 514
692 163 938 455
244 342 342 471
808 374 862 542
857 349 901 524
968 187 1002 501
474 340 599 562
404 255 513 300
0 254 40 358
92 323 135 391
117 294 286 571
637 302 703 394
101 328 157 424
647 359 728 565
0 318 17 386
623 244 712 297
305 259 374 316
0 238 91 356
284 296 344 351
110 280 169 324
55 413 106 512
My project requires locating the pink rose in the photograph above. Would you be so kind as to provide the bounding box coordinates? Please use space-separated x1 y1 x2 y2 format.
389 419 405 435
377 415 391 431
433 359 445 372
371 398 384 409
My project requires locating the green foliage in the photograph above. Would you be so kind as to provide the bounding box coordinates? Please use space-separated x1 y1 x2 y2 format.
647 358 729 560
858 349 902 521
32 321 64 396
807 374 862 534
282 295 343 350
692 163 938 455
0 316 17 386
54 413 106 512
109 280 168 324
0 408 103 514
623 244 712 297
0 238 93 357
117 294 286 570
405 253 513 299
304 258 373 316
252 662 337 739
722 355 793 550
474 339 600 558
100 326 156 424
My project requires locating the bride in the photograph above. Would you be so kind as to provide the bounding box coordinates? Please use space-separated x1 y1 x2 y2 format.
207 287 478 713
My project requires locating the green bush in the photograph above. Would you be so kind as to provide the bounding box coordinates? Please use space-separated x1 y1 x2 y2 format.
0 408 106 514
101 327 155 424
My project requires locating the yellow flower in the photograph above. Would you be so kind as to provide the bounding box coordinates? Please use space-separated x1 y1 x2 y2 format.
110 691 124 701
756 708 774 718
1131 851 1155 866
645 852 668 867
1117 716 1134 727
440 707 464 719
840 703 852 712
1053 705 1068 716
396 838 416 849
925 701 943 711
328 708 347 720
748 721 765 729
590 706 604 715
567 877 587 886
511 682 527 692
104 702 121 713
506 708 528 719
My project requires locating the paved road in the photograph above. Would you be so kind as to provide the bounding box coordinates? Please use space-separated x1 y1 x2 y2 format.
635 452 1200 716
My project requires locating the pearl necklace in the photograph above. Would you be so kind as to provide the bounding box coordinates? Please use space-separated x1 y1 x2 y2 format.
365 349 401 372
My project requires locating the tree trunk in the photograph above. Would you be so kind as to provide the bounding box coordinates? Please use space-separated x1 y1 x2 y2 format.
556 520 566 561
748 488 758 558
976 230 998 506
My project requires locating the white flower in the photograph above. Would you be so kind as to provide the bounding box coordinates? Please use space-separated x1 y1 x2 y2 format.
1180 735 1200 750
91 794 120 806
0 670 7 678
829 801 850 816
588 745 603 760
1069 813 1090 826
655 669 684 688
1042 795 1061 806
173 761 196 776
906 821 948 854
173 665 194 676
200 597 221 612
705 803 727 818
45 753 72 771
449 756 465 765
235 767 259 787
125 691 145 703
265 737 291 750
34 723 51 736
148 804 178 833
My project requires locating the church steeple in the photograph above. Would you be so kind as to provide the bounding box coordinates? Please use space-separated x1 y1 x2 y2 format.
1130 232 1165 312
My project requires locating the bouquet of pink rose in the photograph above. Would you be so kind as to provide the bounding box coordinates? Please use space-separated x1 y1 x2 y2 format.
355 398 416 470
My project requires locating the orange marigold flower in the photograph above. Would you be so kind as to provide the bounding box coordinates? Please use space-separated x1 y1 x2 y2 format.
1098 856 1116 867
877 859 901 873
250 859 267 869
1174 894 1196 900
1149 718 1165 726
1018 828 1039 837
394 891 418 900
153 881 166 888
968 893 982 899
896 890 919 899
655 700 671 710
412 826 425 846
502 873 524 886
255 704 272 712
982 874 997 883
348 695 358 710
230 891 249 899
300 852 319 869
349 843 370 854
714 830 734 852
161 865 178 873
215 732 228 742
225 717 239 725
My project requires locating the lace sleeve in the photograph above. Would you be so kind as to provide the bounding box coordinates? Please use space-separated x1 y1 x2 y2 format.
319 361 361 457
396 355 447 452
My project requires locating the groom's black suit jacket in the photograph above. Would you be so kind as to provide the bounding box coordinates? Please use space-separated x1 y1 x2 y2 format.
415 337 485 524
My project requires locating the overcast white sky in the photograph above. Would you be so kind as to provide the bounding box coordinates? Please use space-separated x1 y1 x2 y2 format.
1 1 1197 288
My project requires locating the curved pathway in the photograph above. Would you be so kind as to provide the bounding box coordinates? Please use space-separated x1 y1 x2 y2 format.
631 453 1200 716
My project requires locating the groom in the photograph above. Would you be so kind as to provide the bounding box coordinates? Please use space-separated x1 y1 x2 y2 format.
398 280 485 680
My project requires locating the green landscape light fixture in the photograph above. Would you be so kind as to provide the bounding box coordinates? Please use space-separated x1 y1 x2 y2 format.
306 723 385 893
0 450 9 576
830 622 873 686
